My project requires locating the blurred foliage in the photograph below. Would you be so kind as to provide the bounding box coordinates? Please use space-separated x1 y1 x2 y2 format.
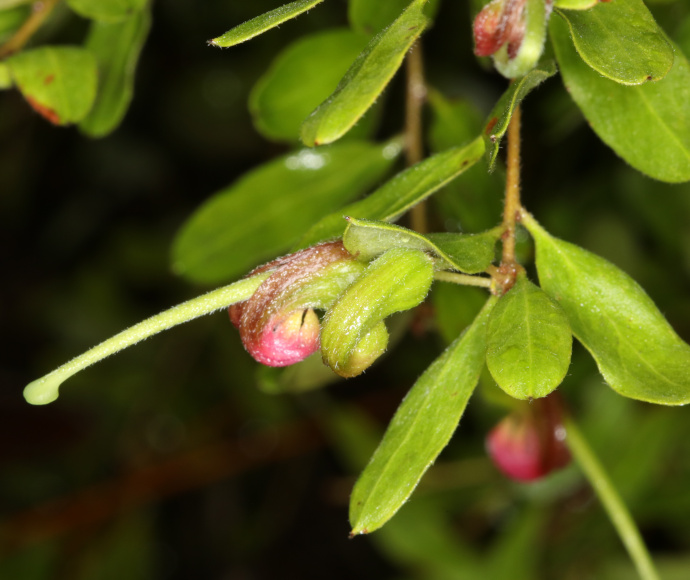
2 0 690 579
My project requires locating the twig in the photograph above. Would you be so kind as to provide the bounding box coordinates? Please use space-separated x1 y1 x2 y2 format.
0 0 61 59
501 104 522 265
405 41 427 233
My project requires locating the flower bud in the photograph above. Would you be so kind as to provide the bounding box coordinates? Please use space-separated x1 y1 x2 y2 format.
486 394 570 481
473 0 552 79
321 248 433 377
230 241 365 367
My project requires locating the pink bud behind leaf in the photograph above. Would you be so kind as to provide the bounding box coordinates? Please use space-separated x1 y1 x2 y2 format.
486 394 571 482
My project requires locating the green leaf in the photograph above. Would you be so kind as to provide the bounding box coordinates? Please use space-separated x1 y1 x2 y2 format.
349 296 497 535
553 0 597 9
249 29 371 142
67 0 147 23
171 141 398 284
7 46 97 125
343 217 500 274
297 137 486 248
209 0 325 48
300 0 428 146
79 8 150 137
348 0 440 35
551 17 690 183
486 273 572 400
554 0 673 85
523 213 690 405
484 60 557 170
321 248 434 377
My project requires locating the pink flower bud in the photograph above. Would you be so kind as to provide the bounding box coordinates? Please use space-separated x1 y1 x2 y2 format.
473 0 526 58
486 394 571 482
230 242 363 367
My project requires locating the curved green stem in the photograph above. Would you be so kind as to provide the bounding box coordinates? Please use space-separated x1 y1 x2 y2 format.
564 416 660 580
24 273 269 406
434 271 492 289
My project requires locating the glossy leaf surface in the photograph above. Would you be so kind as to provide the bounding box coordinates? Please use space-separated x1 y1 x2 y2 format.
554 0 673 85
524 214 690 405
79 9 151 137
349 297 496 535
321 248 433 378
300 0 428 146
486 274 572 400
67 0 146 22
297 137 486 248
7 46 97 125
209 0 325 47
172 141 397 284
249 29 370 142
552 17 690 183
343 217 500 274
484 60 557 170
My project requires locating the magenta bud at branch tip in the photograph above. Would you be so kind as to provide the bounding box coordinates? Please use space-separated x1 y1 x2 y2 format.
486 394 571 482
230 241 364 367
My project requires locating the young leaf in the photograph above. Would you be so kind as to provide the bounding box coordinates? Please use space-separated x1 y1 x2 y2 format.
551 17 690 183
209 0 325 47
300 0 428 146
343 217 500 274
321 248 434 377
172 141 398 284
486 273 572 400
349 296 497 535
66 0 146 23
7 46 98 125
554 0 673 85
523 213 690 405
484 60 557 170
348 0 440 35
297 137 486 248
249 29 371 142
79 8 151 137
0 62 11 89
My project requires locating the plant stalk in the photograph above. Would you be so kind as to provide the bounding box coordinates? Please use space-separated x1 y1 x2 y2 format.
502 104 522 265
434 271 492 288
564 416 661 580
406 41 427 234
0 0 61 59
23 273 269 406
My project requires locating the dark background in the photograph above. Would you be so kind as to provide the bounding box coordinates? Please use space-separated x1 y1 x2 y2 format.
2 1 690 578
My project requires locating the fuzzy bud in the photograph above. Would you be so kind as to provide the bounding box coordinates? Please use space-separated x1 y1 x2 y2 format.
230 241 364 367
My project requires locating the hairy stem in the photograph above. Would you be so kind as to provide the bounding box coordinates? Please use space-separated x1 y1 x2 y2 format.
434 271 492 288
0 0 61 59
565 416 660 580
23 273 269 406
502 104 522 265
406 41 427 234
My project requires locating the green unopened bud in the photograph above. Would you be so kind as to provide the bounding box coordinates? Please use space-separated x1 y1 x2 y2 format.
321 248 434 377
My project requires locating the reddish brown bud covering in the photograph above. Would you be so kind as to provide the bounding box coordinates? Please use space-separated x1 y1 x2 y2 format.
230 241 362 367
473 0 526 58
486 394 571 481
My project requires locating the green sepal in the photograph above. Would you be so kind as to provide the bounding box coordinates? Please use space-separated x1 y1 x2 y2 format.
321 248 434 377
486 273 572 400
343 217 500 274
349 296 497 535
